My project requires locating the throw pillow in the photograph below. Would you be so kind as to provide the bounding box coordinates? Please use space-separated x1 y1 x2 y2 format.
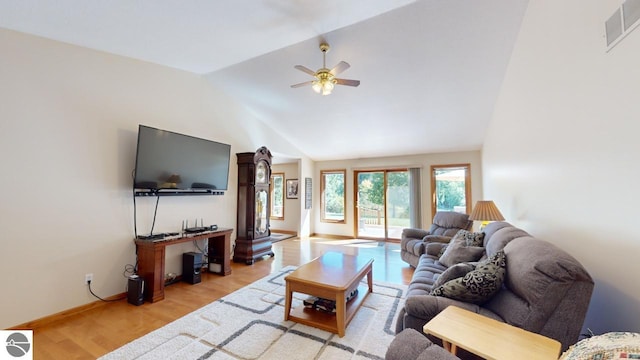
430 250 507 304
432 263 476 289
437 244 448 258
438 237 485 267
454 229 486 247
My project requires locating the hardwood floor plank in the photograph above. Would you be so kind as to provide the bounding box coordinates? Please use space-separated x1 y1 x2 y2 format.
30 237 413 359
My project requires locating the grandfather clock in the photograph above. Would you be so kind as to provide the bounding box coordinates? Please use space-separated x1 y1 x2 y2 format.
234 146 274 265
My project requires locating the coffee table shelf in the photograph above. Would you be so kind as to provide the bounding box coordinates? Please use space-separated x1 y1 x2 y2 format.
288 283 369 334
284 252 374 337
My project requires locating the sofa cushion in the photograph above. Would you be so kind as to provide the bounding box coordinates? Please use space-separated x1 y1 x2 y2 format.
455 229 485 247
438 236 485 267
432 263 475 289
430 250 506 304
427 211 473 237
484 225 530 257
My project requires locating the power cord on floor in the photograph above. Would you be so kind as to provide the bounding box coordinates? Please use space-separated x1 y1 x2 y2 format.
87 280 121 302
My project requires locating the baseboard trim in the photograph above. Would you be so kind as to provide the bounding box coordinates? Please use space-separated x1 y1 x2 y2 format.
309 233 354 240
9 292 126 330
270 229 297 236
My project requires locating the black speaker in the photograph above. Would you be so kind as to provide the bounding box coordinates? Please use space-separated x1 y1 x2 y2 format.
183 252 202 284
127 275 144 306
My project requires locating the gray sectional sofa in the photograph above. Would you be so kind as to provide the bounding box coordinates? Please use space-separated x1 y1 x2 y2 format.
393 221 595 356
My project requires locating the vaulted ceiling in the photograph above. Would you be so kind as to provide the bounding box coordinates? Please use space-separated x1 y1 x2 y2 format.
0 0 529 161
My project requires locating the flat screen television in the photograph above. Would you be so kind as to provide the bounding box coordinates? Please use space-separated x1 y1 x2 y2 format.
133 125 231 193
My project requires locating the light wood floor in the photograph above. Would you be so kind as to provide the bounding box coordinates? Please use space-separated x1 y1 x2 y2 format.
31 237 414 359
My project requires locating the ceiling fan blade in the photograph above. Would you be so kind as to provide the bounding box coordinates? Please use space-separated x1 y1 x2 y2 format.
290 80 314 88
330 61 350 75
335 78 360 87
294 65 316 76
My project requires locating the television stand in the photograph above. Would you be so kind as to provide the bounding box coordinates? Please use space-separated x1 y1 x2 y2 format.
134 228 233 303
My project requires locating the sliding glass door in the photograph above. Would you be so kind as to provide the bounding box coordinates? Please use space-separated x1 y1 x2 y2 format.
355 170 410 239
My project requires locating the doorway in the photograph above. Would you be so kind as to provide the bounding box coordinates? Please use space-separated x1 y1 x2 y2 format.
355 170 410 240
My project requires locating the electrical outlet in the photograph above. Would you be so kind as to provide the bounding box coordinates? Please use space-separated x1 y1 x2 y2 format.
85 273 93 284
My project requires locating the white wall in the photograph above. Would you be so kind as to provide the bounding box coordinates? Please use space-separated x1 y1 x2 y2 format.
270 162 300 233
484 0 640 333
0 28 306 328
314 151 482 237
298 158 315 237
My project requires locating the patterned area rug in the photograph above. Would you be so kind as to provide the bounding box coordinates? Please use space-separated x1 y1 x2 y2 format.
99 266 407 360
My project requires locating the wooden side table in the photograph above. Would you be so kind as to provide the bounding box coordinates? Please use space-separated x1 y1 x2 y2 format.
423 306 561 360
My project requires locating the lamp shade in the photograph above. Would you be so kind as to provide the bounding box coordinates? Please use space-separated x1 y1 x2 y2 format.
469 201 505 222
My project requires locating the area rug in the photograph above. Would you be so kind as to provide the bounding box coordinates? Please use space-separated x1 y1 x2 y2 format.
99 266 407 360
269 233 295 243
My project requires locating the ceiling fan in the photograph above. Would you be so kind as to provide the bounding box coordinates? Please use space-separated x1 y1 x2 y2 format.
291 43 360 96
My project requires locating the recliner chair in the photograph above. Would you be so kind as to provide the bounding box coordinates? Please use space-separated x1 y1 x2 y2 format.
400 211 472 267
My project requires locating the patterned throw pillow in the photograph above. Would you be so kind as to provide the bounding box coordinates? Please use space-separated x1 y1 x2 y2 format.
454 229 486 247
430 250 507 304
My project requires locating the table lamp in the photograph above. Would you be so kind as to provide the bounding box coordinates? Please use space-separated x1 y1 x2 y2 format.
469 200 505 231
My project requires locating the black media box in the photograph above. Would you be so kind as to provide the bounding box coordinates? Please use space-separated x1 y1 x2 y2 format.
127 275 144 306
183 252 202 284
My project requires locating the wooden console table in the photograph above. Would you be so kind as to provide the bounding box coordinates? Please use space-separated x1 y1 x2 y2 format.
134 228 233 303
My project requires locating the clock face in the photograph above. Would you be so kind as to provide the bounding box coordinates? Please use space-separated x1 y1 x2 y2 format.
256 161 267 183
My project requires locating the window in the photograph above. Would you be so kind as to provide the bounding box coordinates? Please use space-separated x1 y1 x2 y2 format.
430 164 471 217
355 169 410 239
270 173 284 220
321 170 346 223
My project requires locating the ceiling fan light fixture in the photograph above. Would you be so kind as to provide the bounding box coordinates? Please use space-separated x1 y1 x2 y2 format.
312 71 336 95
291 42 360 96
322 80 335 95
312 80 322 93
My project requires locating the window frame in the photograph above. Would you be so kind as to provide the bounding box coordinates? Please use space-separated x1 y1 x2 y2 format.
269 172 285 220
430 164 472 218
320 169 346 224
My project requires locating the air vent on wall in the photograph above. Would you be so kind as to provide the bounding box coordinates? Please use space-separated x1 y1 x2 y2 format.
606 0 640 50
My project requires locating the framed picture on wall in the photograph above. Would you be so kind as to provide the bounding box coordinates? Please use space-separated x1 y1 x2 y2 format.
286 179 299 199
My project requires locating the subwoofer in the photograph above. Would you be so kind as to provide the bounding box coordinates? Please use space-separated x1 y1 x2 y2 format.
182 252 202 284
127 275 144 306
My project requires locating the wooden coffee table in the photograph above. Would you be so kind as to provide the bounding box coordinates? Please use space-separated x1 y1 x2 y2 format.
284 252 373 337
423 306 561 360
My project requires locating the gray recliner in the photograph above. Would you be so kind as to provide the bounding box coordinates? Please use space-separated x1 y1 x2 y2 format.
401 211 473 267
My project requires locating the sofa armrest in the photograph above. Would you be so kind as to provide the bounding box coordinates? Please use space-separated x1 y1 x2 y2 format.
423 235 452 244
425 242 448 257
402 228 431 240
385 329 460 360
405 296 481 324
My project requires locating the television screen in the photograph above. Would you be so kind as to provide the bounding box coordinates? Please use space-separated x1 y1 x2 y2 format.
133 125 231 192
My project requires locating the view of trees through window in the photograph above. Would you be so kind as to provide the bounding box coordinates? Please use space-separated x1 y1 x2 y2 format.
270 173 284 219
321 170 345 222
357 170 409 239
431 165 471 215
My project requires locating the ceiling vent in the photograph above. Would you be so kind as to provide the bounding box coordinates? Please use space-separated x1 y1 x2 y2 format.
606 0 640 50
